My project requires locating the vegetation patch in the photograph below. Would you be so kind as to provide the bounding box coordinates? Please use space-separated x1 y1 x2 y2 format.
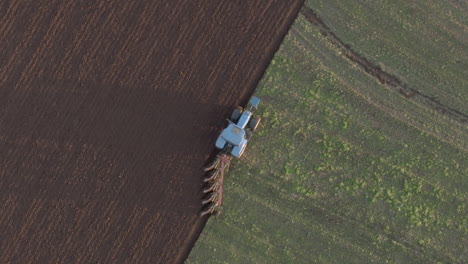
188 1 467 263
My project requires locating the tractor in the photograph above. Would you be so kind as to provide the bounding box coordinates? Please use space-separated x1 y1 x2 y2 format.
201 96 262 217
215 96 261 158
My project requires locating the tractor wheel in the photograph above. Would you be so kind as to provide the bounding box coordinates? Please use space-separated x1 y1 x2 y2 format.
230 107 243 123
248 117 261 131
245 130 252 140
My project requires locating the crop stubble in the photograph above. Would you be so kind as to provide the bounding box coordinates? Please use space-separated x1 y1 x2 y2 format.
0 0 304 263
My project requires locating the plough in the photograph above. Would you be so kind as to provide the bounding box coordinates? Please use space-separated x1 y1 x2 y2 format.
200 153 229 216
201 96 261 217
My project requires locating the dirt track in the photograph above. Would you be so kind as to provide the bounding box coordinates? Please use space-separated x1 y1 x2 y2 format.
0 1 304 263
300 6 468 124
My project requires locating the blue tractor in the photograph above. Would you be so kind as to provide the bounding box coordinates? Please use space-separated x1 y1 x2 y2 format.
215 96 261 158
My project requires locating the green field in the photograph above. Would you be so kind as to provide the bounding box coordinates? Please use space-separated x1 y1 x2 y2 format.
187 1 467 263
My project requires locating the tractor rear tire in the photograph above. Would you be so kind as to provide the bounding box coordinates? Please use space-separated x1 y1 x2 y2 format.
248 117 261 131
230 107 242 123
245 130 252 140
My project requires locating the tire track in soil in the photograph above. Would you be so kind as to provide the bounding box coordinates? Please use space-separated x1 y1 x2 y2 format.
300 6 468 124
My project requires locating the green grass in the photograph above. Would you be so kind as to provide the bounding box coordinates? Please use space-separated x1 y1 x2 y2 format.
309 0 468 113
187 1 467 263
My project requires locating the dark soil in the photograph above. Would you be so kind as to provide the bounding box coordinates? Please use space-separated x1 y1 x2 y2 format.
0 1 304 263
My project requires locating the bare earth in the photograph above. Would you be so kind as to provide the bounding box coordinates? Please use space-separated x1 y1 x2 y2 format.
0 0 303 263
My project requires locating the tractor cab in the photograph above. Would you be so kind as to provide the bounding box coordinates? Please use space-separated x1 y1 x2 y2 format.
214 96 261 158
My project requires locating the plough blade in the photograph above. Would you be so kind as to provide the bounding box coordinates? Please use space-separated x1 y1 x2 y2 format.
204 170 220 182
200 203 217 217
204 158 221 172
200 152 231 217
202 193 217 204
203 181 219 193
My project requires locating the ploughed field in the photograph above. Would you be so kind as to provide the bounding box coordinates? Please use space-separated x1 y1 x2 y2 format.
0 0 304 263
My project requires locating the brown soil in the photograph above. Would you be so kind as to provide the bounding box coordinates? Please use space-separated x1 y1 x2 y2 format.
0 1 304 263
301 6 468 124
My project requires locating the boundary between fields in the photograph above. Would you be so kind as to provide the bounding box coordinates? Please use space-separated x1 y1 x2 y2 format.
179 1 306 263
300 6 468 124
